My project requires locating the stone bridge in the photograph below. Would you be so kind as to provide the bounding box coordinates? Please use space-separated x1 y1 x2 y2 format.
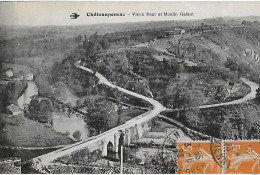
31 61 166 173
32 111 161 173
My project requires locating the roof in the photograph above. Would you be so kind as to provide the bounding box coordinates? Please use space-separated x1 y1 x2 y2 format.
7 104 22 113
27 72 34 76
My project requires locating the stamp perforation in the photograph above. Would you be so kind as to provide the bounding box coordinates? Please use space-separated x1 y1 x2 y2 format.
177 139 260 174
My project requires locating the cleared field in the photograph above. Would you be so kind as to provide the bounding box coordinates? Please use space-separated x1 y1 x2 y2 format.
0 114 73 147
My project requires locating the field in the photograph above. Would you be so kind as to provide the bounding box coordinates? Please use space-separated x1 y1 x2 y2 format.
0 114 73 147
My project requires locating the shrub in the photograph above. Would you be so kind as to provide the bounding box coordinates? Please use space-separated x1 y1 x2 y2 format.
73 130 81 140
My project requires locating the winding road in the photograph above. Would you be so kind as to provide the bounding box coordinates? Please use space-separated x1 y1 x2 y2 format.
198 78 258 109
32 60 258 173
76 60 166 124
76 60 258 135
78 60 258 111
76 60 259 122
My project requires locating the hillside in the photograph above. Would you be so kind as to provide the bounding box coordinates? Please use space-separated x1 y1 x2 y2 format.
1 17 260 147
48 19 260 141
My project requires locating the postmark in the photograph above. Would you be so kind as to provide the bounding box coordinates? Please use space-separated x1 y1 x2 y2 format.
210 138 225 171
177 140 260 174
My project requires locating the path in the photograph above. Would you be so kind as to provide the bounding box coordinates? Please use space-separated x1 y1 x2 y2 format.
149 32 259 110
76 61 166 124
32 59 258 172
31 62 167 169
198 78 258 109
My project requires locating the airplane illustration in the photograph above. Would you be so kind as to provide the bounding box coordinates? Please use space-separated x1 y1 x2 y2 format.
70 13 80 19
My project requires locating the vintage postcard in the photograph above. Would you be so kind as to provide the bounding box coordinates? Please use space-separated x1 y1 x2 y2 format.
0 1 260 174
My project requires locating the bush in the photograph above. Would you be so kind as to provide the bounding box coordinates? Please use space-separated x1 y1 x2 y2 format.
73 130 81 140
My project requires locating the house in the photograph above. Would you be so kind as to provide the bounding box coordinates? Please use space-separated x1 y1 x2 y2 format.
180 29 185 35
245 48 259 61
7 104 23 116
174 28 185 35
26 73 34 81
245 48 254 55
212 25 224 30
4 69 14 79
167 28 186 36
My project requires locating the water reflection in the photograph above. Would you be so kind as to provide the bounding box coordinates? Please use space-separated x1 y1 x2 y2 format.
52 111 89 140
17 81 38 109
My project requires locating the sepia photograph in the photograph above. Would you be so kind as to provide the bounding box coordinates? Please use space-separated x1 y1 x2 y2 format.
0 1 260 174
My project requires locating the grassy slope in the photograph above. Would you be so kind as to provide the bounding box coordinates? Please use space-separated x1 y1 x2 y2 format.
0 114 73 147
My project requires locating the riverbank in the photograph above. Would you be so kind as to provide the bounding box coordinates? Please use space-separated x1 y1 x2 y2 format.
17 81 38 109
0 113 74 147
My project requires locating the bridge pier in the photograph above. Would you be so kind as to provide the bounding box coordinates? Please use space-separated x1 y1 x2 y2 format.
136 123 143 139
124 129 131 145
114 133 119 153
101 140 108 157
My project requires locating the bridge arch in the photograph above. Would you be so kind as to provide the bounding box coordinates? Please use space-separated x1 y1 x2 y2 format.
107 141 114 158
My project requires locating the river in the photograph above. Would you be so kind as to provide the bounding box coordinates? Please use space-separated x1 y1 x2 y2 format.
16 80 89 140
17 81 38 109
52 111 90 140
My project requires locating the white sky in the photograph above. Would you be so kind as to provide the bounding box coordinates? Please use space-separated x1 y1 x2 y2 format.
1 1 260 26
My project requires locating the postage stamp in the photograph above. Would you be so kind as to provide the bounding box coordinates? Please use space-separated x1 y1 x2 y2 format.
225 140 260 174
178 140 260 174
177 141 223 174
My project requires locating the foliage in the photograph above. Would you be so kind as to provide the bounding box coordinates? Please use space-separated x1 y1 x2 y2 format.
84 96 118 134
24 96 53 123
256 88 260 102
72 130 81 140
178 103 260 140
164 86 200 109
54 148 102 166
35 73 53 97
144 151 177 173
51 58 98 96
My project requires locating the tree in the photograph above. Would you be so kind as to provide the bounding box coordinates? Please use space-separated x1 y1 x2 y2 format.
84 97 117 134
35 73 53 97
165 85 197 109
25 96 53 123
144 151 177 173
73 130 81 141
225 58 238 71
256 87 260 101
75 35 83 47
100 37 110 50
241 20 253 26
184 109 200 127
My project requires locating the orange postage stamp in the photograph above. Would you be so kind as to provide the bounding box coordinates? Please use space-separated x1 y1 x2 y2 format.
225 140 260 174
178 140 260 174
177 141 223 174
